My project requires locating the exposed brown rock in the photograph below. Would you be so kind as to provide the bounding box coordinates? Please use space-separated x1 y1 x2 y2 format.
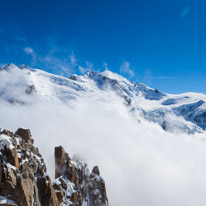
16 174 30 206
55 146 67 179
0 128 59 206
0 163 30 206
54 146 109 206
5 145 19 169
92 165 100 176
89 167 108 205
0 129 109 206
0 163 2 191
53 181 64 203
15 128 32 143
37 176 59 206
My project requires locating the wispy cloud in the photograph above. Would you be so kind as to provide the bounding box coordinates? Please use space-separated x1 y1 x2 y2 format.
16 36 27 42
24 47 34 55
0 27 27 42
181 6 191 18
58 52 77 75
103 62 109 71
43 51 78 76
144 69 176 85
68 52 77 69
78 61 94 74
24 47 36 64
150 76 177 79
23 46 79 76
120 61 135 78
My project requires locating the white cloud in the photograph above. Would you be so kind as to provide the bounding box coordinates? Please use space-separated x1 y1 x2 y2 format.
24 47 34 55
120 61 135 78
181 6 191 18
0 90 206 205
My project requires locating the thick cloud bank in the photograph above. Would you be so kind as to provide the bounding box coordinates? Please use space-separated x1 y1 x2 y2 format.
1 89 206 205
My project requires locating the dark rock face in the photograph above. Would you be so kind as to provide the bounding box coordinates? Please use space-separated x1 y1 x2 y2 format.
89 168 108 206
0 129 109 206
54 146 109 206
26 85 36 95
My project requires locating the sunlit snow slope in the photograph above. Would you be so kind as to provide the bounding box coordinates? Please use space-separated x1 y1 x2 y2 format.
0 64 206 134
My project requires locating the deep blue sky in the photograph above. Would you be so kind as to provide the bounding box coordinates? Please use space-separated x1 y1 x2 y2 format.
0 0 206 94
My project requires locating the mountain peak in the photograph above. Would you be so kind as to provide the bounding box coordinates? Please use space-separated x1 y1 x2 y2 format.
0 63 32 72
0 63 19 71
83 70 131 85
100 70 131 83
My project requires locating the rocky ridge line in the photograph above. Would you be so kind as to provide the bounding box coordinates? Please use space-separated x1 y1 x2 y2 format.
0 128 108 206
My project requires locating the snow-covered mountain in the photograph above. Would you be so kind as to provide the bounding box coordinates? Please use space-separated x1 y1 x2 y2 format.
2 64 206 206
0 63 206 134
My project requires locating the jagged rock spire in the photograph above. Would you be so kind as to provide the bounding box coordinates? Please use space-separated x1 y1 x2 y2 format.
54 145 109 205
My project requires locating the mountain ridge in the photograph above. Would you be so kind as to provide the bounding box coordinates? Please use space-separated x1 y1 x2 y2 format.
0 63 206 134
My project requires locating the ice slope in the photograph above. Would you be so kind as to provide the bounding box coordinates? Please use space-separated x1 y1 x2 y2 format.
0 63 206 134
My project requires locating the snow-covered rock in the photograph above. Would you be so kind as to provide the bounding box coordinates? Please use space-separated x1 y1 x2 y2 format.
54 146 108 206
0 128 108 206
0 128 59 206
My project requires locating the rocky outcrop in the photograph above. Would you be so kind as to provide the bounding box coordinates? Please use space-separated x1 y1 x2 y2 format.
54 146 108 206
0 128 58 206
0 129 109 206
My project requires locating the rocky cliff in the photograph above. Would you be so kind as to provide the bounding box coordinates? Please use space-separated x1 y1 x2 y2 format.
54 146 108 206
0 128 108 206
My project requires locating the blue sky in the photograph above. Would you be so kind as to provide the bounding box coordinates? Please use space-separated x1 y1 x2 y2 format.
0 0 206 94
